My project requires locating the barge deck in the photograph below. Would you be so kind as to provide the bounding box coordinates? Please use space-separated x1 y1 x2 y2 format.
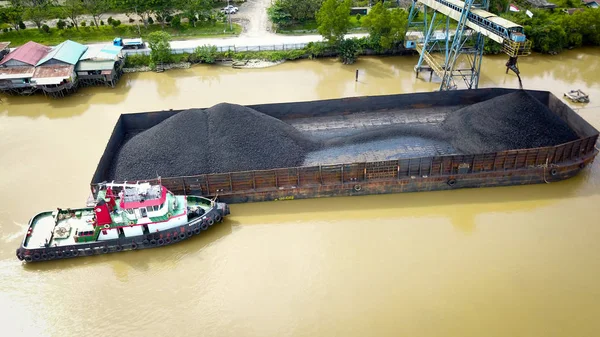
90 88 599 204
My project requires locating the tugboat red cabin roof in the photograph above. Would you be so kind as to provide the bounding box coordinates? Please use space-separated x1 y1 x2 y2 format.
119 185 168 209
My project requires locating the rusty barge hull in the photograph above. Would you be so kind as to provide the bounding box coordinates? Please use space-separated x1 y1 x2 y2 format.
91 88 600 204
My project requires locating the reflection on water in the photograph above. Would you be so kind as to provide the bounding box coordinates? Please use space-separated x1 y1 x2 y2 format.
1 48 600 337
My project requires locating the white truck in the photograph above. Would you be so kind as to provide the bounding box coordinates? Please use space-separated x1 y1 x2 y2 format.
113 37 146 50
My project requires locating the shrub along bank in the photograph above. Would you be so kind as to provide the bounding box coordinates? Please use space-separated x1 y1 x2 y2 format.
123 37 413 69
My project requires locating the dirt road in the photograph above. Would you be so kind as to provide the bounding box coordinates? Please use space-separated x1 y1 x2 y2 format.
235 0 277 38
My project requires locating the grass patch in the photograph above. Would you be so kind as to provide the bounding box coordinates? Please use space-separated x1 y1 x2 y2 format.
2 22 242 47
124 49 306 68
221 49 307 62
277 17 366 35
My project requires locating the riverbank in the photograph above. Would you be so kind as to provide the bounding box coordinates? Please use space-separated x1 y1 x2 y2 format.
123 37 414 72
2 22 242 47
122 59 284 73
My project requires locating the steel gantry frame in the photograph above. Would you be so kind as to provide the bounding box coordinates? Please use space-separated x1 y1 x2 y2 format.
406 0 492 90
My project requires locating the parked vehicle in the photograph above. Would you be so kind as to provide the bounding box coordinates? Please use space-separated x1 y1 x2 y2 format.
221 5 239 14
113 37 145 50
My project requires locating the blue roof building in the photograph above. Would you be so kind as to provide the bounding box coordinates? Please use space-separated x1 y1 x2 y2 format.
36 40 88 67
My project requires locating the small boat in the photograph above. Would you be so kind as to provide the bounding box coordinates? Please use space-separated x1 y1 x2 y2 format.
564 89 589 103
15 179 230 263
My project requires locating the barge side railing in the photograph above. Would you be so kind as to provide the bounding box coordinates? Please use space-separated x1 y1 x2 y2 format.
92 135 598 197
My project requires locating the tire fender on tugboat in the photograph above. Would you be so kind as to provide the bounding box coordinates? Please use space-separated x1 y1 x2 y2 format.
16 249 23 261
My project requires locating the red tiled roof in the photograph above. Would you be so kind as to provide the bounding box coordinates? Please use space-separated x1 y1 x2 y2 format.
0 41 52 66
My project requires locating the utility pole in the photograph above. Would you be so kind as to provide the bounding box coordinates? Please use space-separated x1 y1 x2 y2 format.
134 6 141 37
228 0 232 31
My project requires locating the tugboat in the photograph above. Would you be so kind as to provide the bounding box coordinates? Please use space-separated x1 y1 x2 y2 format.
15 179 230 263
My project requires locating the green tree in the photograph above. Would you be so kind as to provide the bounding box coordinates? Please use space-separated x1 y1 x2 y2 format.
361 2 408 50
182 0 212 27
489 0 509 14
503 9 570 53
116 0 153 27
267 0 292 27
17 0 50 30
56 19 67 29
2 3 25 31
268 0 323 23
62 0 84 30
317 0 352 46
565 9 600 46
152 0 177 28
147 30 172 64
337 38 360 64
82 0 110 29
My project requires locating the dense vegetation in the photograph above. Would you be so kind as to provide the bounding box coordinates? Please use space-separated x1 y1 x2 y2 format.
0 0 242 45
502 8 600 54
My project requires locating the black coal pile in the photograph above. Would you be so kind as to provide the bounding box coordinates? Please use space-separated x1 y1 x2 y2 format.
441 90 578 154
109 103 318 181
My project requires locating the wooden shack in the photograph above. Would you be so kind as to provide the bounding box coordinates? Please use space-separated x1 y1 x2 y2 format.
76 44 124 87
0 41 51 95
33 40 88 98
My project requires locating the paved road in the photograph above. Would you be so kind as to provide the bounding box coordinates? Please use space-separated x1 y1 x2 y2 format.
168 33 369 50
83 33 370 52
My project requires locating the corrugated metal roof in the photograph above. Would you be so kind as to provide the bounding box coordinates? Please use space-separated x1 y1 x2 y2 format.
32 64 74 79
36 40 88 66
80 44 123 61
76 60 116 71
0 66 35 79
487 16 522 29
471 9 496 19
0 41 52 66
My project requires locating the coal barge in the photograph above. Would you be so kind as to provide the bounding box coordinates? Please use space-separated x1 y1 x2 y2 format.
90 88 599 204
16 180 230 263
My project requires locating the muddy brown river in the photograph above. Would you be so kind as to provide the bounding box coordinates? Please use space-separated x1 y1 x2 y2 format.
1 48 599 337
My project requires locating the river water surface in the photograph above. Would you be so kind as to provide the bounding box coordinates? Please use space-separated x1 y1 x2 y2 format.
1 49 599 337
